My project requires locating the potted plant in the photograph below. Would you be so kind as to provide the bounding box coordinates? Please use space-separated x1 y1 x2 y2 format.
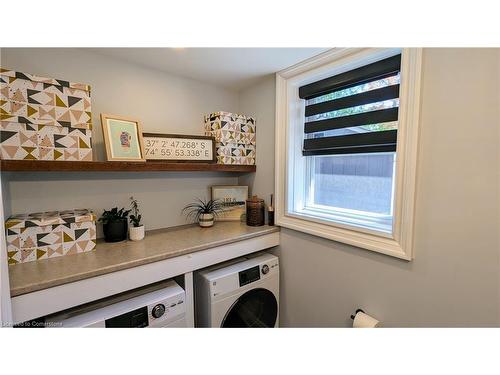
98 207 130 242
129 196 144 241
182 198 224 228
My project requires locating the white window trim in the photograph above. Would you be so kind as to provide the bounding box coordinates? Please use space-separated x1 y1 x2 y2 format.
275 48 423 260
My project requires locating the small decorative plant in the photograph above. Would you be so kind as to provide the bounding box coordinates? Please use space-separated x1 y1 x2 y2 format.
99 207 130 224
99 207 130 242
182 198 224 227
129 197 142 227
129 196 145 241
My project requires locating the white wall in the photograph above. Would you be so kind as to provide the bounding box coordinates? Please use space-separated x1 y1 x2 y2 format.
0 48 240 233
239 48 500 327
238 75 276 208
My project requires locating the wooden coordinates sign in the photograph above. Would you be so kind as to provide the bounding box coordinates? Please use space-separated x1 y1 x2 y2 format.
142 133 216 163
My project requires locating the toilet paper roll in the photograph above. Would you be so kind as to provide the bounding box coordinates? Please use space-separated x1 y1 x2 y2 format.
353 311 380 328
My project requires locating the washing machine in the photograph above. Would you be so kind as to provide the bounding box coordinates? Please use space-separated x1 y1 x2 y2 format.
46 280 187 328
195 252 279 327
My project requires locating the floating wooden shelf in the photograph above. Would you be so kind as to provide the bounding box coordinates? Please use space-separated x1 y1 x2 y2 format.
0 160 256 173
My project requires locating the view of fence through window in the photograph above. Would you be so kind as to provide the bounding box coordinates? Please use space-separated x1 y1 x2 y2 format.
310 153 396 215
305 73 400 216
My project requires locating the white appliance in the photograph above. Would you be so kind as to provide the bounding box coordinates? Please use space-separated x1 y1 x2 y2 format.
46 280 187 328
195 252 279 327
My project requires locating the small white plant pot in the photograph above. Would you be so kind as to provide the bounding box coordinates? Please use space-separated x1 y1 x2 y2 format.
199 213 214 228
129 225 145 241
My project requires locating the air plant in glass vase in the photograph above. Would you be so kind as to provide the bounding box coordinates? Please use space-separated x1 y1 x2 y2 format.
99 207 130 242
182 198 224 228
129 196 144 241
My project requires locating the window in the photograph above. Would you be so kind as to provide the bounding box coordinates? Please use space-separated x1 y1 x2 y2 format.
298 54 401 234
275 48 422 259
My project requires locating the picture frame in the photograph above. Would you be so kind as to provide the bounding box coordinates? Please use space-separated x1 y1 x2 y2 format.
211 185 249 221
100 114 146 162
143 133 216 163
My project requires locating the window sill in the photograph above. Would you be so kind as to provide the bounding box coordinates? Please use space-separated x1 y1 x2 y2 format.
277 213 410 260
298 205 393 235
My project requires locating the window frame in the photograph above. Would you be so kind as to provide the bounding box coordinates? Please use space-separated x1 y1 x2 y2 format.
275 48 423 260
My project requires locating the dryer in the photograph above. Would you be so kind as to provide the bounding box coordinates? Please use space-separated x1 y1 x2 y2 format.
195 252 279 328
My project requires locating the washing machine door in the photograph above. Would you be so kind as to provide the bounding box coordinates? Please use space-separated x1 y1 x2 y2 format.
221 288 278 328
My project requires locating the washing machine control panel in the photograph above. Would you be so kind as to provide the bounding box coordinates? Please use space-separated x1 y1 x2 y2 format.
237 260 279 287
147 293 186 327
151 304 166 318
239 265 260 287
208 254 279 297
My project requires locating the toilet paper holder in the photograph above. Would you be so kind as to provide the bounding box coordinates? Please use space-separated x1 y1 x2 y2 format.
350 308 365 320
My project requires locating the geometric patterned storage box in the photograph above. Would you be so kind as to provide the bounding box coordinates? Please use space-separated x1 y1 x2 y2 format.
204 111 256 165
5 209 96 265
0 68 92 161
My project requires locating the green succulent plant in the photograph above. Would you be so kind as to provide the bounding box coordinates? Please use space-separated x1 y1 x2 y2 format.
182 198 224 223
129 196 142 227
98 207 131 225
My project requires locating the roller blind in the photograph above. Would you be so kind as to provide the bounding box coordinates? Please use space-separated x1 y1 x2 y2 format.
300 54 401 156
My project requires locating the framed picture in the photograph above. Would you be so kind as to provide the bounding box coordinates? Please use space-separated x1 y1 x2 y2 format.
143 133 216 163
211 185 249 221
101 114 146 161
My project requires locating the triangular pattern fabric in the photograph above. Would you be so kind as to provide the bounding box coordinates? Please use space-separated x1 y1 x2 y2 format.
39 135 53 147
83 98 91 110
39 105 56 120
64 244 78 255
63 232 74 242
64 149 79 160
204 111 256 166
20 132 37 146
39 147 53 160
1 68 93 161
10 237 21 248
53 149 63 159
27 89 42 105
7 251 19 265
47 245 63 258
21 249 36 262
1 130 17 143
67 96 82 107
74 228 88 240
45 93 55 106
55 95 67 107
12 89 26 102
10 101 25 115
5 209 96 265
27 105 38 118
58 109 71 122
78 138 90 148
37 249 47 260
22 146 37 159
77 240 93 252
70 109 83 123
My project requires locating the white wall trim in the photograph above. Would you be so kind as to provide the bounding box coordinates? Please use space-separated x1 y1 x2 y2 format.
275 48 423 260
0 175 13 326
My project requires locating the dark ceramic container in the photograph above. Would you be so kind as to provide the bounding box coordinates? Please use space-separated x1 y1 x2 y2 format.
103 219 128 242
